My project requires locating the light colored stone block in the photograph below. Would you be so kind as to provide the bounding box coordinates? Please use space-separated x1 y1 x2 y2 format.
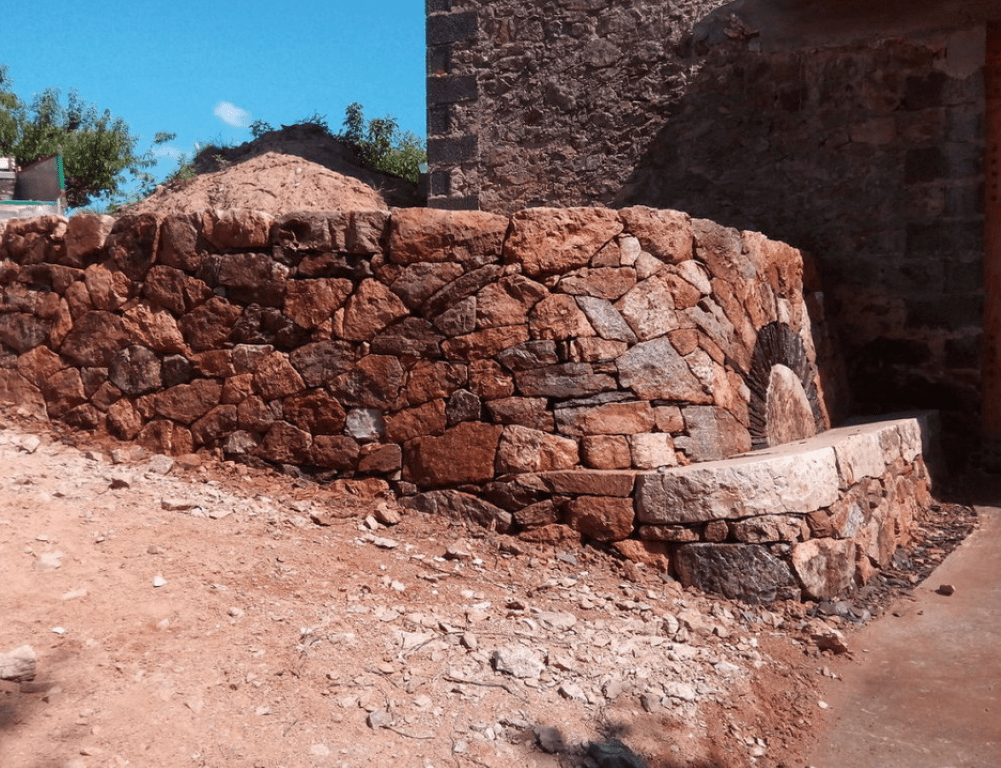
636 444 839 524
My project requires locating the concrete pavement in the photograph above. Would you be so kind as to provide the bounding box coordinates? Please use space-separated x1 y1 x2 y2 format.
807 505 1001 767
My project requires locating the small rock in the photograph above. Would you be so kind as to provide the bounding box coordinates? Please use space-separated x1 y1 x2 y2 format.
35 551 63 571
228 607 245 619
161 498 199 512
662 681 697 702
559 682 587 702
108 474 132 490
370 536 400 550
367 710 393 729
810 625 849 654
492 645 544 679
146 454 175 475
19 435 41 454
374 503 402 526
534 726 567 754
152 575 167 588
445 539 474 560
936 584 956 596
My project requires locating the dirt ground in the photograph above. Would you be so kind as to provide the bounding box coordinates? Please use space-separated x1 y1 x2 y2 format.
0 410 975 768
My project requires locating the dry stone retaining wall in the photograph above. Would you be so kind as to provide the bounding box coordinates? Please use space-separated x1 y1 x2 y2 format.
0 208 931 600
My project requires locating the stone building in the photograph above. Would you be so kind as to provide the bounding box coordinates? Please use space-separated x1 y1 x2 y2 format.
426 0 1001 444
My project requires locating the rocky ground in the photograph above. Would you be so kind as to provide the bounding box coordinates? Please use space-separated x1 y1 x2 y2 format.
0 409 977 768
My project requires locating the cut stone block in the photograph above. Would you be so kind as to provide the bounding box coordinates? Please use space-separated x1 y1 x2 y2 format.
636 444 839 524
674 544 799 603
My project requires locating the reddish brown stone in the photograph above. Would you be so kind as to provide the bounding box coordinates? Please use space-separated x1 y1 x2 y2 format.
64 214 114 267
59 311 131 367
106 398 144 440
486 397 554 431
289 340 357 388
581 435 633 469
358 443 403 474
178 298 242 352
257 421 313 464
529 294 595 340
566 496 635 542
404 422 504 489
157 213 205 272
637 525 701 543
138 420 194 455
90 380 122 412
64 281 93 319
514 500 559 528
203 209 274 250
404 360 468 405
475 275 549 328
143 265 212 314
123 304 187 355
283 389 347 434
667 328 698 356
340 279 409 341
83 264 133 311
555 401 656 436
520 524 581 544
703 520 730 542
469 359 515 400
390 262 464 310
613 539 671 570
618 207 693 263
1 216 67 264
108 345 162 396
237 396 281 432
385 399 447 443
388 208 509 265
311 435 361 471
742 230 804 302
496 425 579 474
523 470 636 497
41 367 87 418
506 207 623 278
191 405 239 446
556 267 637 300
153 379 222 424
284 278 353 330
331 355 405 410
442 325 531 361
252 352 305 401
16 346 65 389
106 214 159 281
221 373 254 405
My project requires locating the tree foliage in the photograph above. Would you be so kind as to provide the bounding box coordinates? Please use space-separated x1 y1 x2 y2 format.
0 64 173 209
339 102 426 183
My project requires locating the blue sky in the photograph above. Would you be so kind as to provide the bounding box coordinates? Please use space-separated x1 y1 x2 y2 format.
2 0 427 192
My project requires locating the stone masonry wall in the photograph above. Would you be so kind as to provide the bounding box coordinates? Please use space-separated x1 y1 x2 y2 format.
426 0 988 427
0 208 822 516
426 0 730 212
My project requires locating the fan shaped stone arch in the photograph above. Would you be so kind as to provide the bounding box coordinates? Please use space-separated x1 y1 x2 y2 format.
745 321 825 450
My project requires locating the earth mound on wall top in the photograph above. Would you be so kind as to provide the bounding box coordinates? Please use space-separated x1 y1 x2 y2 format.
129 152 391 216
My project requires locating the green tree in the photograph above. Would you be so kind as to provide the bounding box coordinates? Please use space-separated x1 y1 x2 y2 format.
0 64 174 209
339 102 426 183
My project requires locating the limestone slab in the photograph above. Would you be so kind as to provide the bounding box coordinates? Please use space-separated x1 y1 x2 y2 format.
636 444 839 524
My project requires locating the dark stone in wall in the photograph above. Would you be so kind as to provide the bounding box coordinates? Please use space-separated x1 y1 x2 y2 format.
427 11 477 46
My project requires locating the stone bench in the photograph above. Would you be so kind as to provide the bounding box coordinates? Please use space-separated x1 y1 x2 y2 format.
455 413 935 603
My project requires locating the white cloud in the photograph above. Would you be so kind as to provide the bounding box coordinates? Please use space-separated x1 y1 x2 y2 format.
153 145 184 161
214 101 251 128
